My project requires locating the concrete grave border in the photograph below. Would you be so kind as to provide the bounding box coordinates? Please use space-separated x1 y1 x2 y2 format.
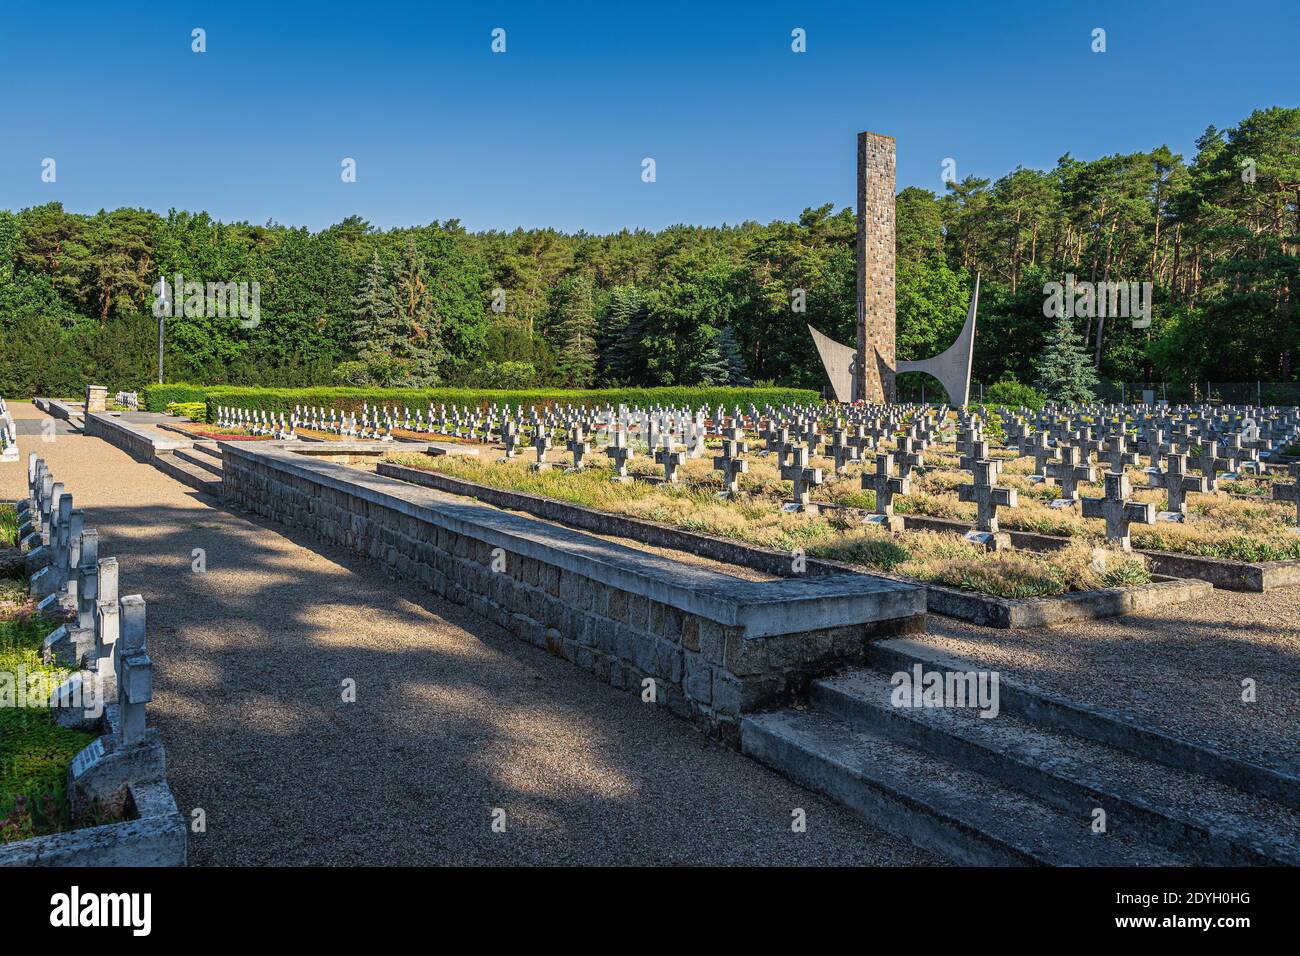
0 779 186 866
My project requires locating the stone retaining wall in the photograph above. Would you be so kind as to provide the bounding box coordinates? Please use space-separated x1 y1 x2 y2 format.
222 443 925 742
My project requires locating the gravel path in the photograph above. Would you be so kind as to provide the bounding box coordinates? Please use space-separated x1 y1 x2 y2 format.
2 403 939 866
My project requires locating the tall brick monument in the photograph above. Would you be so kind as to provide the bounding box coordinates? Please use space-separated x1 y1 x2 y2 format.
856 132 896 403
809 130 978 406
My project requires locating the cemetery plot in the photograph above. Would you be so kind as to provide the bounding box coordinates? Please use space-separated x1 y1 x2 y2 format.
901 448 1300 564
0 579 106 843
214 393 1300 593
380 451 1158 602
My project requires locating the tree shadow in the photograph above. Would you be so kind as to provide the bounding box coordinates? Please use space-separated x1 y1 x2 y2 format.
63 491 940 866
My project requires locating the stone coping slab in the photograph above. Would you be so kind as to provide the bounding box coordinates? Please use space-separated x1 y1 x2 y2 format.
33 397 83 424
225 443 925 637
82 410 192 460
901 514 1300 592
0 780 186 866
376 462 1210 629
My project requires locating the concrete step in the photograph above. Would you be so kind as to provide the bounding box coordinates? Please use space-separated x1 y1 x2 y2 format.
152 452 222 497
864 638 1300 812
172 446 223 476
742 707 1190 866
812 669 1300 866
188 440 224 461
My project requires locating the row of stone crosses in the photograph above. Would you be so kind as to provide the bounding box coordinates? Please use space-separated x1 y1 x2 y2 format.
0 395 18 462
213 398 1300 550
17 453 165 809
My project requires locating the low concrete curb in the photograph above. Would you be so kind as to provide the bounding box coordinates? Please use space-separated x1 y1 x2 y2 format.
378 463 1211 628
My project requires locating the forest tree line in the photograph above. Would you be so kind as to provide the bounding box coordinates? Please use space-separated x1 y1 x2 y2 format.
0 106 1296 400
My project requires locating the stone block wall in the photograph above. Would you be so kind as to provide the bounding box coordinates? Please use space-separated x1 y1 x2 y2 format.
223 445 925 744
856 131 897 404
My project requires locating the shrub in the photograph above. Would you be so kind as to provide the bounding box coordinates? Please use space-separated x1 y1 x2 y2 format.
470 361 538 390
983 374 1046 411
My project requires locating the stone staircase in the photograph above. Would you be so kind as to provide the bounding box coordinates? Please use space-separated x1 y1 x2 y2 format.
743 638 1300 866
152 441 223 496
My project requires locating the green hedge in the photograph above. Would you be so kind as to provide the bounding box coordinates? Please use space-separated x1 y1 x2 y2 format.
139 385 821 424
141 384 210 411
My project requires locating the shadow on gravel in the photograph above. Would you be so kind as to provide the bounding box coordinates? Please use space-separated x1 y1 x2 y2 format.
68 492 940 867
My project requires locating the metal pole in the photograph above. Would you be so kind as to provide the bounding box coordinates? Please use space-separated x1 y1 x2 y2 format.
157 314 165 384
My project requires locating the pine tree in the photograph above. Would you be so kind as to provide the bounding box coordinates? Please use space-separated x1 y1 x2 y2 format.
552 274 597 387
1034 310 1098 403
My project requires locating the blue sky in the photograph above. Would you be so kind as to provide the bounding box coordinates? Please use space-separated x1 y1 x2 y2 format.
1 0 1294 233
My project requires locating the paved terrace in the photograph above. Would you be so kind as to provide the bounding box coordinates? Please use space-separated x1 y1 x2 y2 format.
1 402 940 866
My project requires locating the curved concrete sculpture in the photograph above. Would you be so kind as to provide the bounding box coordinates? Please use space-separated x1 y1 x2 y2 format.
808 324 857 403
894 272 980 407
810 273 980 406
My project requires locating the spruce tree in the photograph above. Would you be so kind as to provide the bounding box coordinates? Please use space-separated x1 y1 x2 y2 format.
343 251 410 386
392 239 447 387
1033 310 1098 403
552 274 597 387
715 324 751 385
596 285 646 385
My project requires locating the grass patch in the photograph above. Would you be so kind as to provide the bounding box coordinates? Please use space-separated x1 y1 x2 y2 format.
898 465 1300 563
0 606 103 844
0 504 17 549
810 533 1148 599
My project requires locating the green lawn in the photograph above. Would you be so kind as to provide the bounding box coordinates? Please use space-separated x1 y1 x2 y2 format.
0 504 17 548
0 606 101 844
